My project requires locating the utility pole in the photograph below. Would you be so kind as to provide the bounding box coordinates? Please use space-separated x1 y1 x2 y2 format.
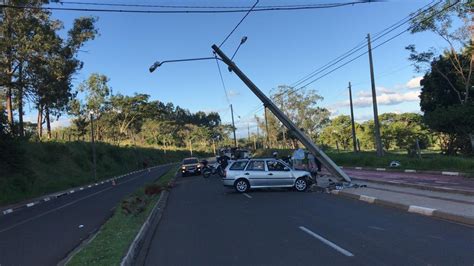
367 33 384 157
348 82 358 152
213 44 351 182
230 104 237 148
256 124 260 149
264 105 270 148
90 112 97 180
247 123 251 146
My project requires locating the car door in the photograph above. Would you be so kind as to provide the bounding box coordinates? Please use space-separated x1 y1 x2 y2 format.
244 160 267 187
266 160 294 186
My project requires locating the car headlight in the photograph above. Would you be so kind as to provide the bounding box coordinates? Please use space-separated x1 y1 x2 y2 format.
181 166 186 170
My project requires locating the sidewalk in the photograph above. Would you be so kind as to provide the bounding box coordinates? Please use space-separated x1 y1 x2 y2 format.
321 167 474 195
323 178 474 226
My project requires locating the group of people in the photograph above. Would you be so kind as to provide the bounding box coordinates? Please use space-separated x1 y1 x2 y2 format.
273 149 322 174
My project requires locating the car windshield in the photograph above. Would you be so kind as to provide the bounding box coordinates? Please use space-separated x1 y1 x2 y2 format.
183 159 198 164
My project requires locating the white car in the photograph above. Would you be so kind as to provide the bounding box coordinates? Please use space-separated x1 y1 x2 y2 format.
222 158 313 193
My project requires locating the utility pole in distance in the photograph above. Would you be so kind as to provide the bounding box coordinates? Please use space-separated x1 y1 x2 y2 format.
90 111 97 180
367 33 384 157
264 105 270 148
230 104 237 147
348 82 358 153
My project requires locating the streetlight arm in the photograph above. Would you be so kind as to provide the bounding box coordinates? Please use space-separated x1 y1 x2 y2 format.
149 56 222 73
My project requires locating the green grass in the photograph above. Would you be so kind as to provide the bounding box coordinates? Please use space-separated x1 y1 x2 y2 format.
67 167 177 266
254 149 474 174
0 139 210 205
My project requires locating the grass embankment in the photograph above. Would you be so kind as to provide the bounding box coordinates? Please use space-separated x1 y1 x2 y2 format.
254 149 474 174
0 139 209 205
67 167 177 266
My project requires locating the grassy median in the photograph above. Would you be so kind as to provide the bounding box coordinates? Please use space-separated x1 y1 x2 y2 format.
66 166 177 266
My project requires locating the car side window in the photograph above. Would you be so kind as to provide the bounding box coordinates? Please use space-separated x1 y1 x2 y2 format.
246 160 265 171
266 161 287 171
229 161 248 170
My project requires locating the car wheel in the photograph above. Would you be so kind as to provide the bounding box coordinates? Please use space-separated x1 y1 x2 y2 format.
181 172 186 177
295 177 308 192
234 179 249 193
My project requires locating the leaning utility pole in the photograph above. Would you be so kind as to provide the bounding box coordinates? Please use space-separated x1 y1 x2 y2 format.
213 44 351 182
230 104 237 147
367 34 384 157
348 82 357 153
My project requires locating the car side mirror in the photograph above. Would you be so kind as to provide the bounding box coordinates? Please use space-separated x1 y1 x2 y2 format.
284 166 290 171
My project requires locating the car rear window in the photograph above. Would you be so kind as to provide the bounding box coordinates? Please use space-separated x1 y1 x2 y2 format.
183 159 198 164
229 161 248 170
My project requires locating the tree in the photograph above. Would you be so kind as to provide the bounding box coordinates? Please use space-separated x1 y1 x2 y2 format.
320 116 354 150
0 1 97 138
407 0 473 153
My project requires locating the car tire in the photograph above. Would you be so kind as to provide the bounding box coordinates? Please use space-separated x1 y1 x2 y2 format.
234 179 249 193
181 172 187 177
295 177 308 192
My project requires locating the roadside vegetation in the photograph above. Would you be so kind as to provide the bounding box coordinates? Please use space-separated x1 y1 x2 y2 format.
67 166 177 266
0 140 208 205
254 149 474 174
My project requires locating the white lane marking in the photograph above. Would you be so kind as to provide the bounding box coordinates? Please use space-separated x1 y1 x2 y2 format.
355 167 362 170
442 171 459 176
243 193 252 199
404 169 416 173
0 172 147 234
408 205 435 216
26 203 35 207
43 197 51 202
368 226 385 231
3 209 13 215
69 190 75 194
376 168 386 171
79 187 84 191
299 226 354 257
359 195 376 203
88 185 92 188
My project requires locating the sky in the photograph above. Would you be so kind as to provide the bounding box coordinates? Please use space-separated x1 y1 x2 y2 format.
28 0 450 137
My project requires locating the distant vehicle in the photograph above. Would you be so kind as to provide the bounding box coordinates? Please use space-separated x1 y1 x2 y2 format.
180 157 201 177
222 158 313 193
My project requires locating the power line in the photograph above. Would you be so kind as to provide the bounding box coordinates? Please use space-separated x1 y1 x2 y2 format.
242 0 457 121
56 1 370 9
289 0 441 89
274 0 456 100
214 55 231 105
0 1 373 14
219 0 259 47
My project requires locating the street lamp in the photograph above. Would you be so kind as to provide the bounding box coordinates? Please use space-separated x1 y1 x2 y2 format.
149 57 220 73
89 110 97 180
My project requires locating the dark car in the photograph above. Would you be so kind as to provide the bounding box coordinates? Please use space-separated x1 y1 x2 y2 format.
180 157 201 177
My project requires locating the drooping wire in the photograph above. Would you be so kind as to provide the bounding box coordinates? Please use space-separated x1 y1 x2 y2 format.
219 0 259 48
214 54 231 105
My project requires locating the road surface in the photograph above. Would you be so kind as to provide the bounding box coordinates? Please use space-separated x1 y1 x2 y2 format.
0 164 171 266
144 175 474 266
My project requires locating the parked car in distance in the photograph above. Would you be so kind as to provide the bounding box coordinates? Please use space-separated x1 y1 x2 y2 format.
180 157 201 176
222 158 313 193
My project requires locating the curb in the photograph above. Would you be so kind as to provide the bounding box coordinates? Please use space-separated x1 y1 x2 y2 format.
340 166 472 178
352 177 474 196
331 190 474 226
121 172 177 266
0 163 175 216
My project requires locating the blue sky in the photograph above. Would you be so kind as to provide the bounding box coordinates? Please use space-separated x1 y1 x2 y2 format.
34 0 448 137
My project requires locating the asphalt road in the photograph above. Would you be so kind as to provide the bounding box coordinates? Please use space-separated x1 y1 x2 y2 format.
0 164 172 266
144 175 474 266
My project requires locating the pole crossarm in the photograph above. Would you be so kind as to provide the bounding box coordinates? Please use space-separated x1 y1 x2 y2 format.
212 44 351 183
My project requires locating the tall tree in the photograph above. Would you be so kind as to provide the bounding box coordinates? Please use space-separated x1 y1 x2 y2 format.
406 0 473 153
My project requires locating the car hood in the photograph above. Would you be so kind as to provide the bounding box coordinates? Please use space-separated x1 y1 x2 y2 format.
292 169 311 177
